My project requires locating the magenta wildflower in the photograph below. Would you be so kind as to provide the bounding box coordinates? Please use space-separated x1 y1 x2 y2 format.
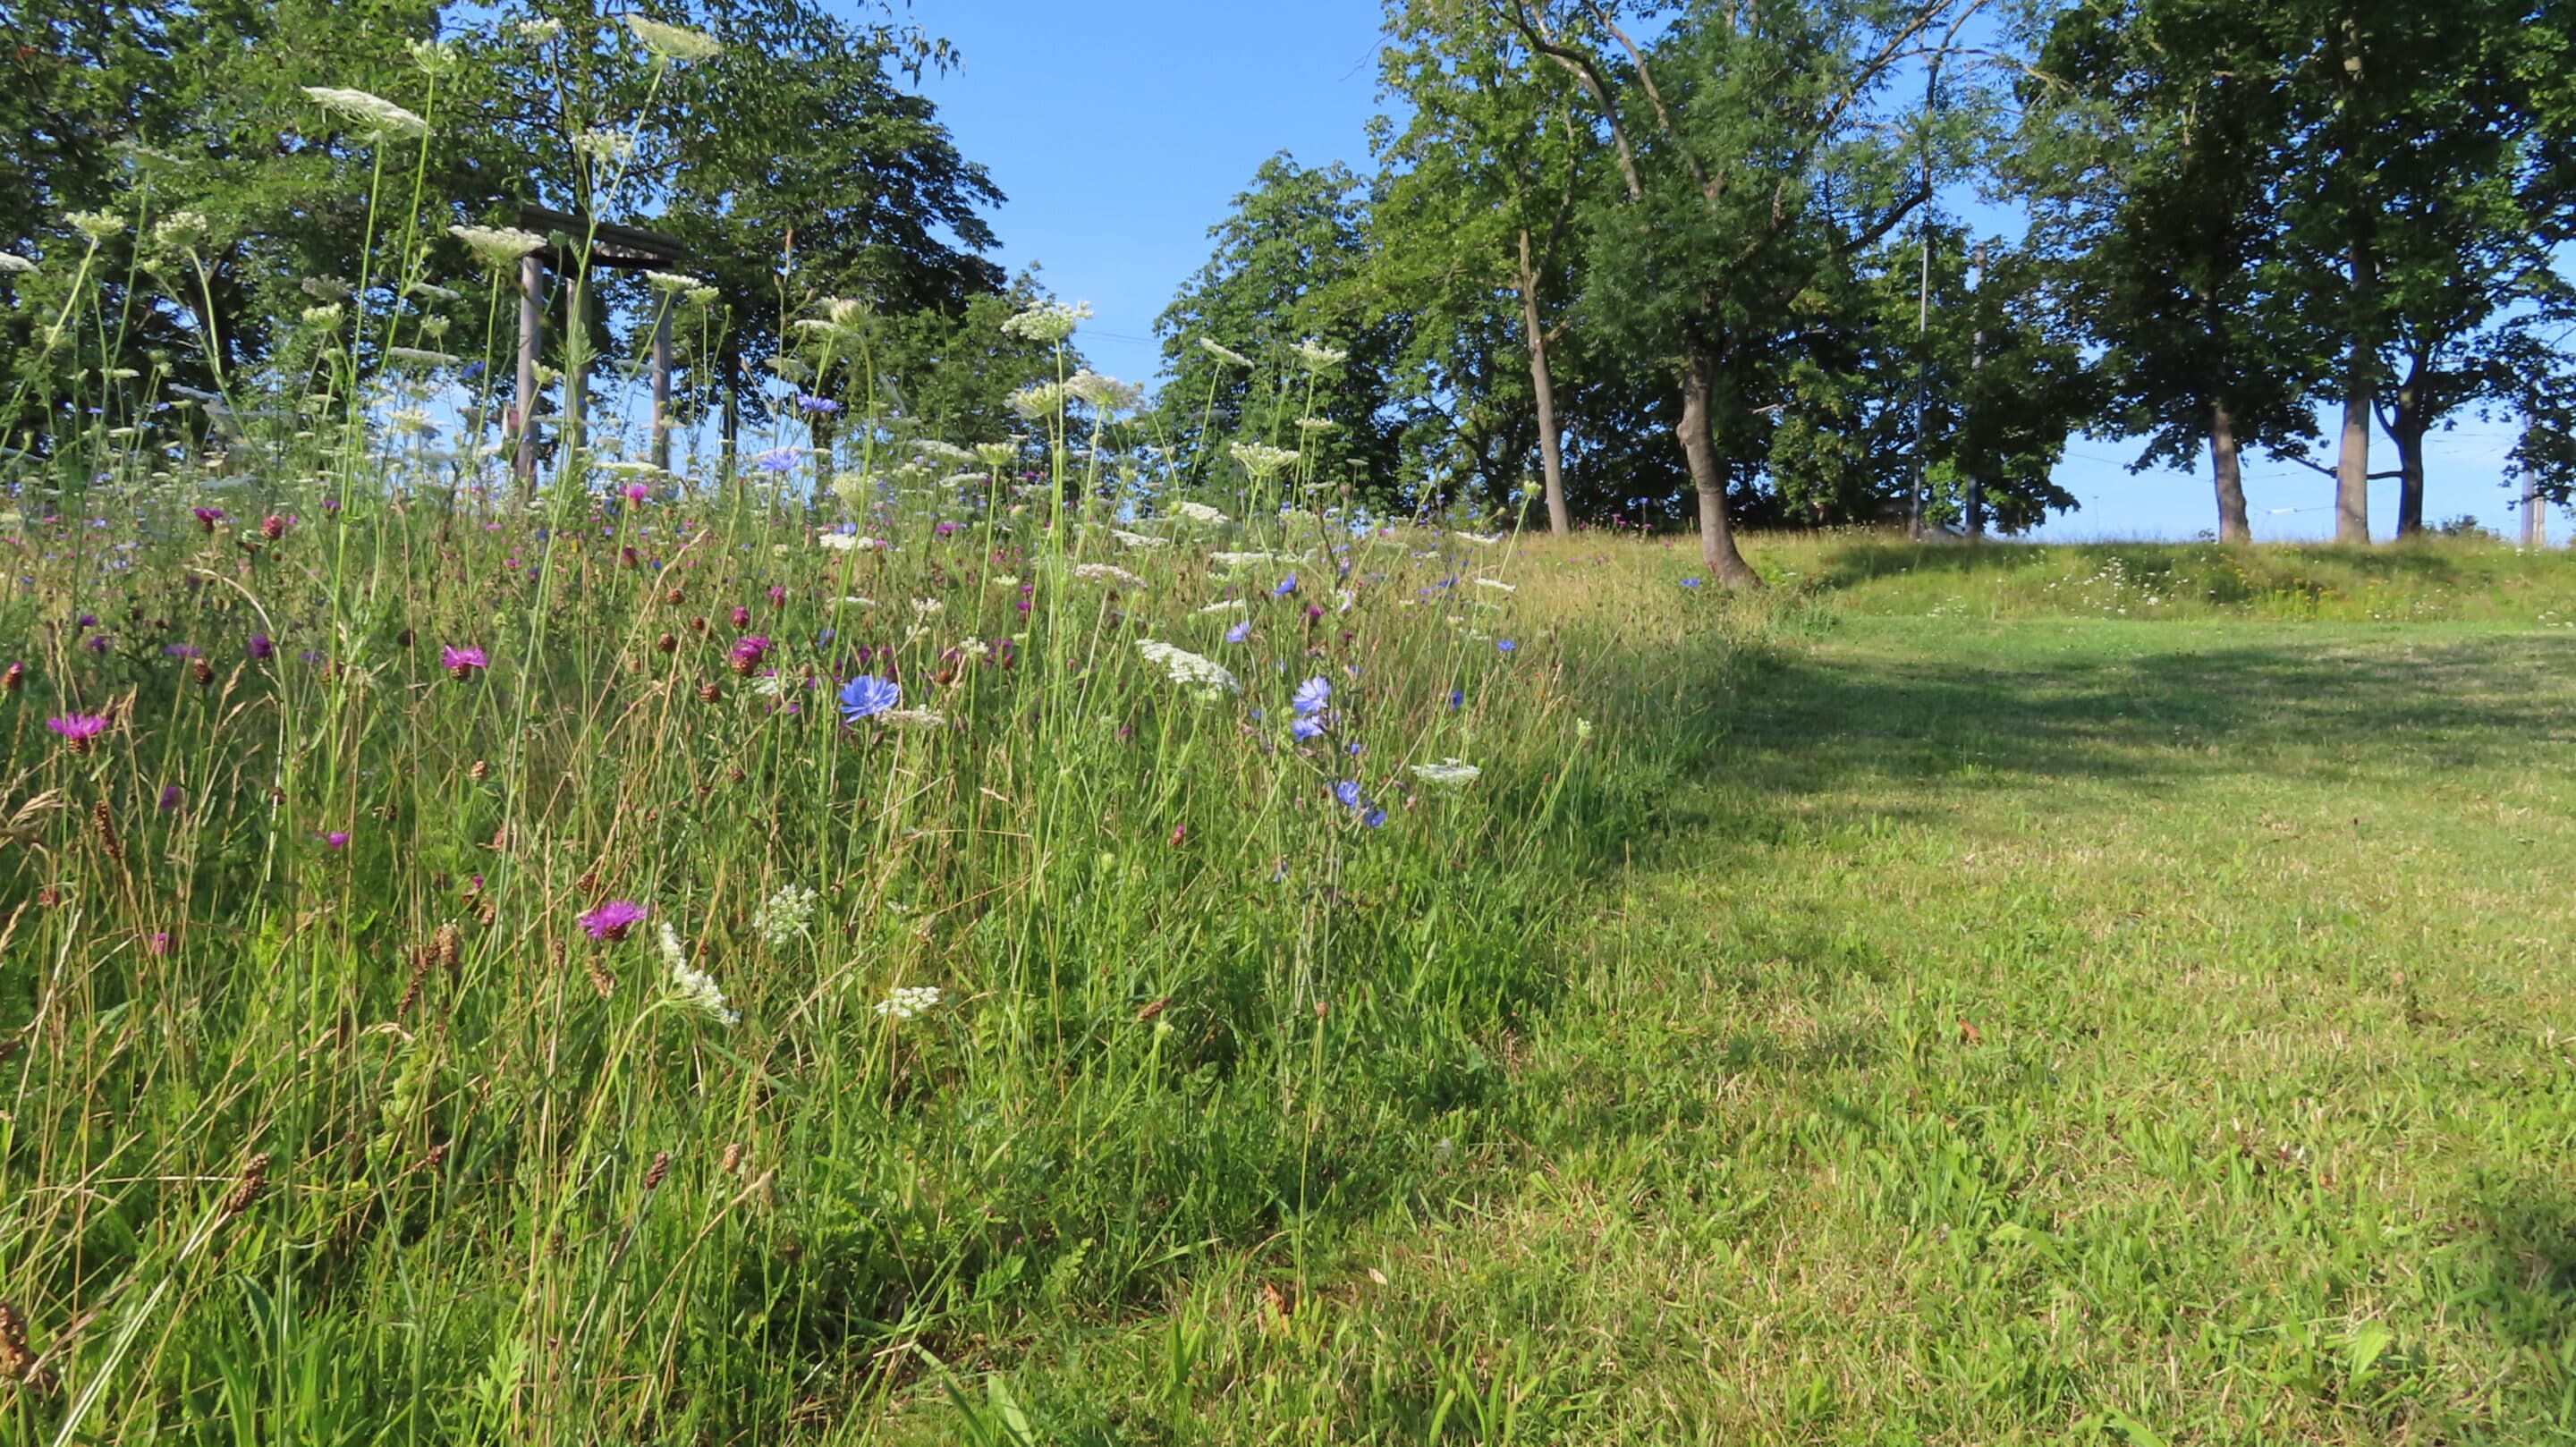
159 784 184 812
729 635 770 675
192 506 226 532
730 605 750 629
441 645 487 681
622 482 650 505
580 899 648 942
324 831 350 849
248 633 275 661
146 931 172 957
47 713 107 753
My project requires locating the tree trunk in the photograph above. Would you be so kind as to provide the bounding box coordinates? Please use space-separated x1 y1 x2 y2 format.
2334 237 2375 544
2210 395 2251 544
1515 232 1570 537
513 253 548 498
2390 360 2426 539
2525 459 2547 548
1678 343 1760 591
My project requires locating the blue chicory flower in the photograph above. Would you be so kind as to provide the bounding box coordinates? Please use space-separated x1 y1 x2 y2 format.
838 674 900 722
1292 677 1331 715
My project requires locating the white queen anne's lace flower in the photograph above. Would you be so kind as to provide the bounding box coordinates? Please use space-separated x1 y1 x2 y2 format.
1229 442 1299 478
302 86 429 140
1198 336 1253 368
1410 759 1481 791
1000 299 1092 343
1108 529 1171 549
659 922 740 1027
1137 639 1239 695
753 883 818 947
0 252 37 275
1292 339 1349 369
1073 563 1147 588
1171 501 1229 525
450 224 548 267
624 14 724 61
875 985 944 1020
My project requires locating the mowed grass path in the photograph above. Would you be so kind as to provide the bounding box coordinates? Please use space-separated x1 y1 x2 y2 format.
971 613 2576 1445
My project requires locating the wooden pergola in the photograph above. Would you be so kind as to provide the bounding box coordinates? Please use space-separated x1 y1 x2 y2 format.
511 205 691 485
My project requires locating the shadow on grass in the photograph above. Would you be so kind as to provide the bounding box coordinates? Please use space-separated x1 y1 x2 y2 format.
1692 628 2576 802
1801 538 2505 597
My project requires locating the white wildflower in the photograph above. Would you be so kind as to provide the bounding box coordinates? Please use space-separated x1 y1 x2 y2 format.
874 985 944 1020
914 439 979 464
879 707 946 729
624 13 724 61
1453 531 1505 546
384 346 461 367
66 210 124 241
301 275 354 301
406 280 462 303
1198 336 1253 368
151 210 210 250
516 17 564 39
301 303 344 327
910 597 945 617
1295 417 1338 433
1197 598 1248 615
999 299 1092 343
1229 442 1299 478
1073 563 1147 588
1292 339 1349 369
1575 718 1595 741
685 284 718 307
390 409 436 436
1109 529 1171 549
1008 380 1071 420
1171 500 1229 525
406 38 461 74
449 224 547 267
0 252 36 275
1137 638 1239 694
302 86 429 140
660 922 740 1027
1210 550 1296 568
753 884 817 946
1064 369 1143 414
974 441 1019 469
574 128 637 165
1474 578 1517 593
644 269 701 293
1410 758 1481 791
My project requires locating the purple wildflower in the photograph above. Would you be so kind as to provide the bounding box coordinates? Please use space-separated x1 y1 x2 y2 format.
47 713 107 753
839 674 900 723
441 645 487 681
1224 621 1251 644
752 446 801 474
248 633 275 661
1273 574 1299 597
579 900 649 943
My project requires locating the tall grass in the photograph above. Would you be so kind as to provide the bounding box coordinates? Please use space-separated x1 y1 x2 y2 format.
0 65 1764 1439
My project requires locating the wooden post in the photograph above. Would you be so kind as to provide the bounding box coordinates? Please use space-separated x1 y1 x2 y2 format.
650 300 674 472
513 252 547 492
2526 468 2547 549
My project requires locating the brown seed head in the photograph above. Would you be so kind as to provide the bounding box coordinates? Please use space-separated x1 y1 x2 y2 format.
1 662 21 694
697 681 720 703
656 632 677 654
469 758 490 782
92 800 123 864
585 952 616 999
192 657 215 687
643 1150 671 1191
0 1299 55 1391
223 1152 273 1215
261 513 287 540
721 1141 744 1176
664 587 684 605
689 614 708 634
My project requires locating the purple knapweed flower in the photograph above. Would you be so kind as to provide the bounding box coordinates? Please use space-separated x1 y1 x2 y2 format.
158 784 184 812
248 633 275 661
324 831 350 850
728 635 770 675
191 506 226 532
47 713 108 753
441 645 487 681
85 635 111 654
164 643 200 660
579 900 649 943
730 605 751 628
622 482 650 505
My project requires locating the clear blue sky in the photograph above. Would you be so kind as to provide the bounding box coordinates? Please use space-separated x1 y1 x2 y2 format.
902 1 2547 544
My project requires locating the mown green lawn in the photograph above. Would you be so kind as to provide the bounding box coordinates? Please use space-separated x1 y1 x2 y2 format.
935 608 2576 1445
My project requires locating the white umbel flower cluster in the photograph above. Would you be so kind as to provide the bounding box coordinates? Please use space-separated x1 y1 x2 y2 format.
1229 442 1299 478
1000 299 1092 343
624 14 724 62
449 224 547 267
1137 639 1239 695
875 985 944 1020
753 883 818 947
1171 501 1229 525
659 922 740 1027
302 87 429 140
0 253 36 275
1198 336 1254 368
1073 563 1148 588
1410 759 1482 791
1108 529 1171 549
1292 339 1349 369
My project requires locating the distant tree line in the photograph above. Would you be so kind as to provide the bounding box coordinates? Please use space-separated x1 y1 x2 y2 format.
1156 0 2576 584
